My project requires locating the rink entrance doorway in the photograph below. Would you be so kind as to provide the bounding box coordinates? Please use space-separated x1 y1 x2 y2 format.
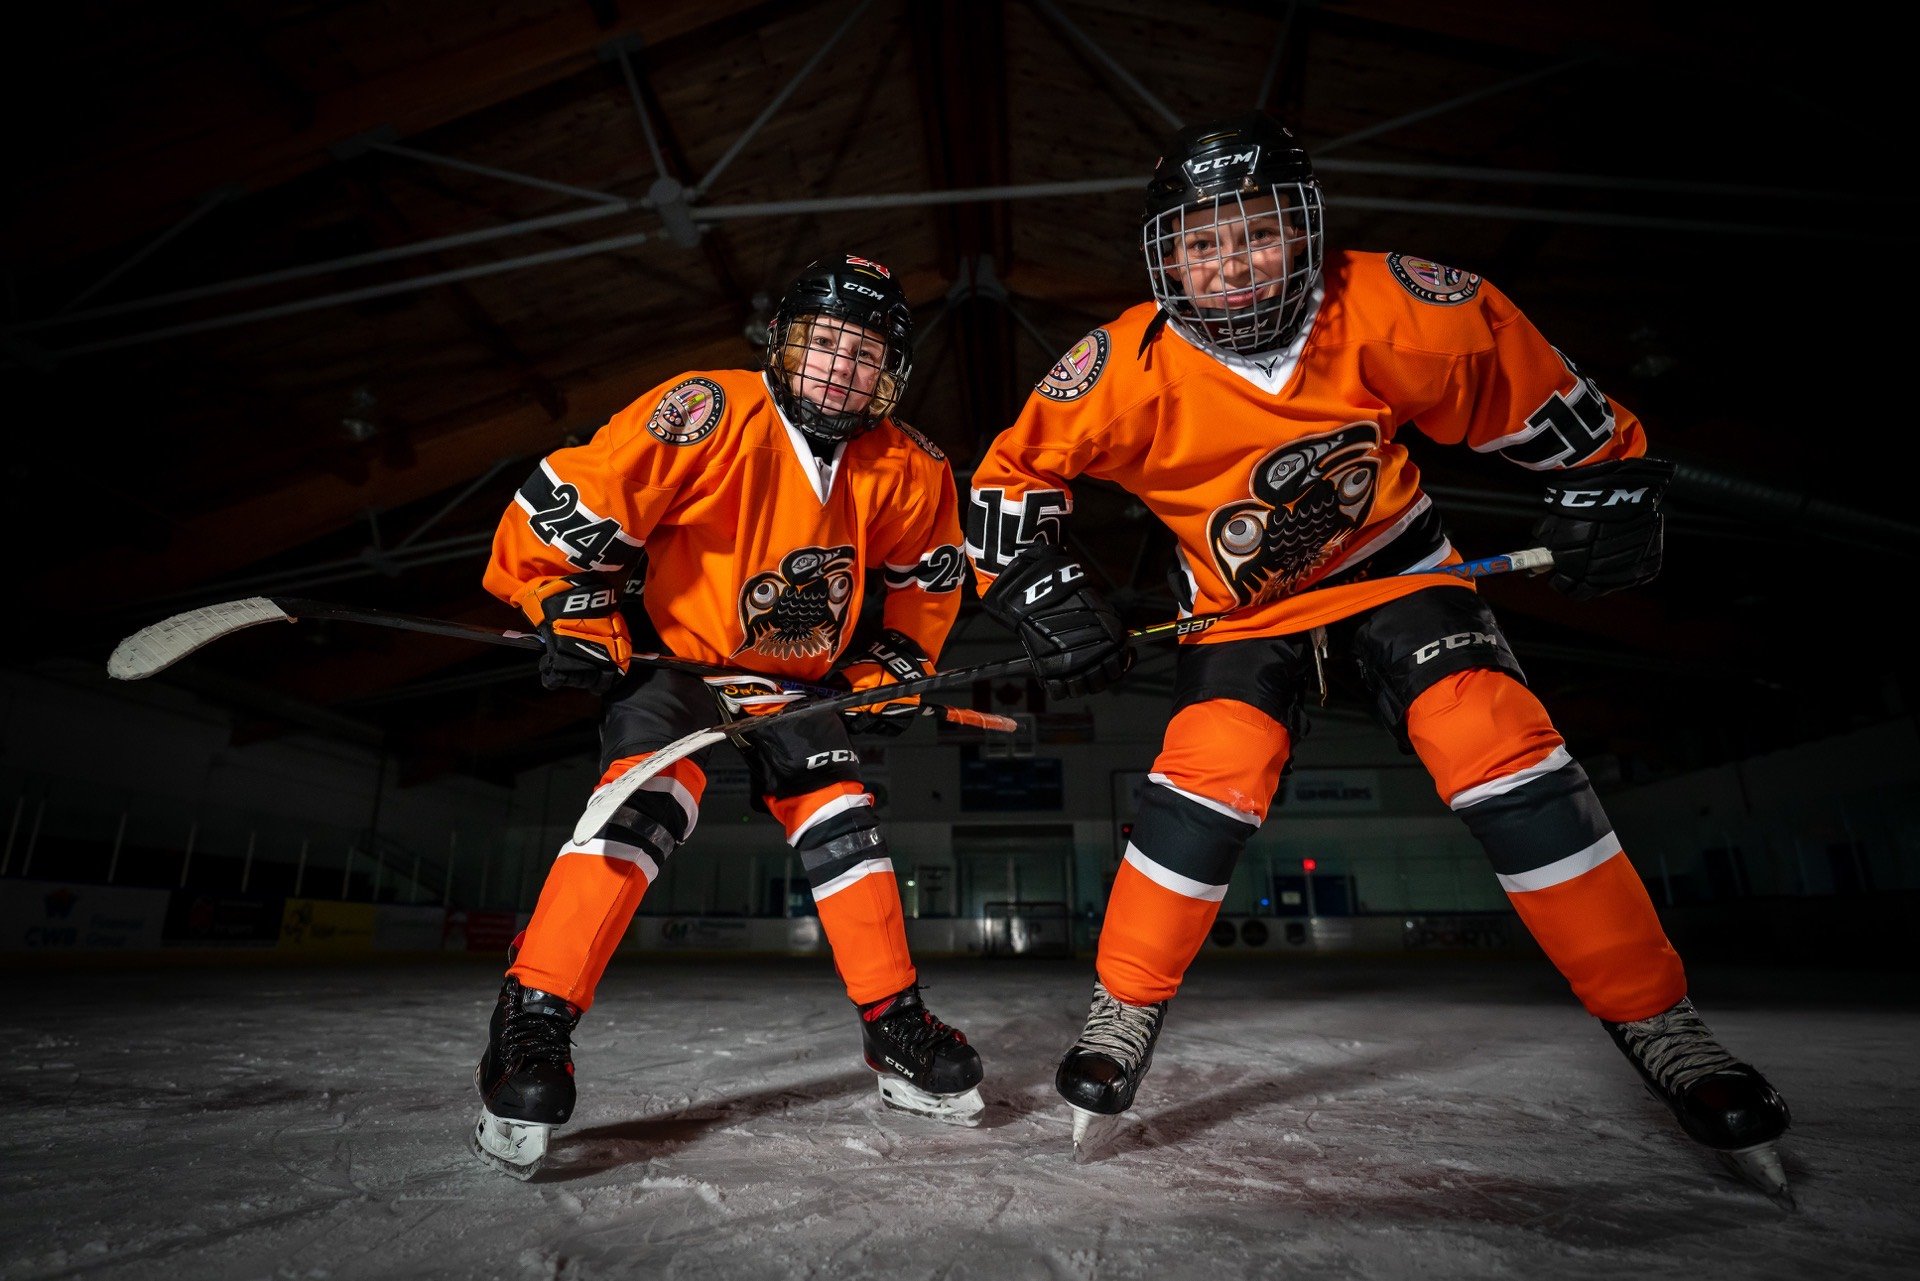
953 824 1075 957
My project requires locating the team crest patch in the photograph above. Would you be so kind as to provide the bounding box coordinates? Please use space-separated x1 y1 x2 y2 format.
1387 253 1481 305
892 418 946 461
647 377 724 445
1038 329 1110 402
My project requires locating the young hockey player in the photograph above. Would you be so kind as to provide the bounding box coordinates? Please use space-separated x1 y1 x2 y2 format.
471 254 983 1178
965 112 1792 1199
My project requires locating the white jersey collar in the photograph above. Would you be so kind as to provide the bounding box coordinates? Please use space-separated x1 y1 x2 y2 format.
1170 281 1325 394
763 371 846 504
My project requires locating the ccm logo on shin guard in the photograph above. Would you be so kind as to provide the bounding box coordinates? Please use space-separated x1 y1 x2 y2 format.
1413 631 1498 664
804 749 861 769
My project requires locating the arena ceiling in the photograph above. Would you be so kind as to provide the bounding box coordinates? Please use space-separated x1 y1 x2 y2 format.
4 1 1906 788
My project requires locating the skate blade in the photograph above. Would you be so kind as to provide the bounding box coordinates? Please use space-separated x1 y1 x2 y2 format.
1719 1142 1795 1210
471 1109 552 1180
1070 1105 1125 1164
875 1075 985 1126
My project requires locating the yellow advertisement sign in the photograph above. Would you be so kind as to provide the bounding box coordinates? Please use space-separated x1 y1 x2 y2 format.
279 899 376 951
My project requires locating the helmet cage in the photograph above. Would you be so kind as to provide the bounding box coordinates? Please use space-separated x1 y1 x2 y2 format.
763 256 913 444
767 310 909 443
1143 180 1324 358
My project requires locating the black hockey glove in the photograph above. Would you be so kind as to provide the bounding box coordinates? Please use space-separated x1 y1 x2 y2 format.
1531 456 1676 601
980 543 1133 700
830 629 933 737
522 576 633 696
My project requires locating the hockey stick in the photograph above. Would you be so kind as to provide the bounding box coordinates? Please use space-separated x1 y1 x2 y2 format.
568 546 1554 842
107 596 541 679
104 595 1016 732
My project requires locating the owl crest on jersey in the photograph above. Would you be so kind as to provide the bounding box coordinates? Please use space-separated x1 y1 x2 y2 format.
1208 423 1381 605
734 545 858 660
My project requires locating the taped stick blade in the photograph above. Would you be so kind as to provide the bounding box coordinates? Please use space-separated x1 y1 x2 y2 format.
107 598 292 680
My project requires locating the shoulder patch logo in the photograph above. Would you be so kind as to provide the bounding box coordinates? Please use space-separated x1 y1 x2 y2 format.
1037 329 1111 402
1387 253 1481 306
647 376 725 445
891 419 946 461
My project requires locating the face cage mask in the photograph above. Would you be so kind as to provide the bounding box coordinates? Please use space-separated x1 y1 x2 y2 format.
767 312 909 443
1143 181 1325 358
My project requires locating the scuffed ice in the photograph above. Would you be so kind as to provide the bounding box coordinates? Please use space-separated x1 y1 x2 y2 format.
1 956 1915 1280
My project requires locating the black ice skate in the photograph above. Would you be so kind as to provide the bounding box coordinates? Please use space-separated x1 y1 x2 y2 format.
1056 980 1168 1162
1602 996 1793 1207
471 975 581 1179
858 984 985 1125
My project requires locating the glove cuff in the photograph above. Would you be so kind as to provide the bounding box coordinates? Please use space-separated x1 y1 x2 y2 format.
1540 456 1676 521
518 574 623 627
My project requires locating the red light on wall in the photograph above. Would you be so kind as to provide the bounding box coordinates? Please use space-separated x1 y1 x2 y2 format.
1301 858 1318 872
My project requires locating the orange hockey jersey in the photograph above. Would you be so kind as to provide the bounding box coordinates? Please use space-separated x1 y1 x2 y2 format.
968 250 1648 642
486 368 965 678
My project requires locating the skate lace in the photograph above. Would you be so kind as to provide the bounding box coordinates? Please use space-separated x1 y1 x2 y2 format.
1074 984 1162 1067
882 1005 963 1057
501 1005 574 1069
1616 999 1740 1095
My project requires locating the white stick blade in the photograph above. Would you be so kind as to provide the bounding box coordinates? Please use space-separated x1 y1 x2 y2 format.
569 728 730 844
107 598 291 680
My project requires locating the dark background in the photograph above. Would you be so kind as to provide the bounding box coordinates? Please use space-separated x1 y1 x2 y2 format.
3 0 1908 788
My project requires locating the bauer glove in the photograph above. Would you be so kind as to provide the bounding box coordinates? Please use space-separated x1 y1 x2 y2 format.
831 629 934 737
980 543 1132 700
518 576 633 696
1532 456 1676 601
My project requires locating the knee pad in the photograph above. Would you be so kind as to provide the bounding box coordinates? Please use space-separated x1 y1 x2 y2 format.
583 775 697 873
794 802 890 895
1406 669 1565 806
747 716 863 813
1153 699 1292 823
1126 778 1259 901
1348 587 1526 750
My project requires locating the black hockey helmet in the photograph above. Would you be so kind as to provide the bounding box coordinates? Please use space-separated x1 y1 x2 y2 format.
765 254 914 443
1142 112 1325 357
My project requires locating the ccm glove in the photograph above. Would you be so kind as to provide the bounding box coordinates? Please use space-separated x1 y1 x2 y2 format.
1532 456 1677 601
832 629 934 737
520 576 633 695
980 543 1133 700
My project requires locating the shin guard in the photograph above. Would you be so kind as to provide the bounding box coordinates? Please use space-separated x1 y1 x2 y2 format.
510 753 706 1010
771 783 915 1005
1097 700 1289 1005
1409 670 1685 1022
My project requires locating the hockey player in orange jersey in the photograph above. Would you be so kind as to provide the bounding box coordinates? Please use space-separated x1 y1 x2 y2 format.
470 255 984 1179
967 113 1791 1198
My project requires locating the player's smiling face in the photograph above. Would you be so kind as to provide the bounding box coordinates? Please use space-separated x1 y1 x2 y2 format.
789 315 886 416
1166 194 1291 313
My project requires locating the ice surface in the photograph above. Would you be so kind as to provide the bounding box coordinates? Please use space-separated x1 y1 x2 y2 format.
2 954 1915 1280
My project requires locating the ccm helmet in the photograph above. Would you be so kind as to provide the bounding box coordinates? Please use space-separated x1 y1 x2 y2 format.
765 254 914 442
1142 112 1324 357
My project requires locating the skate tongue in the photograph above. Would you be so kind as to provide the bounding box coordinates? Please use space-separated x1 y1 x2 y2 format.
861 985 922 1022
